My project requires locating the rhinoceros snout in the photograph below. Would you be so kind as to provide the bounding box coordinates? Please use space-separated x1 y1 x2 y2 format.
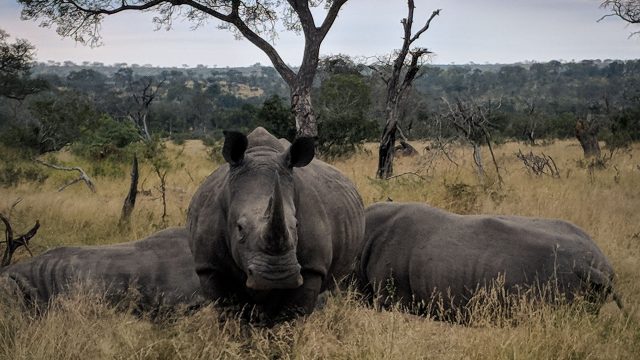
245 260 303 290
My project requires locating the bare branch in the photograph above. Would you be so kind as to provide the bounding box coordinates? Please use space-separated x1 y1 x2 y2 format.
1 213 40 267
9 198 23 219
410 9 441 43
64 0 166 16
600 0 640 24
517 149 561 178
34 159 97 193
319 0 349 38
386 171 426 181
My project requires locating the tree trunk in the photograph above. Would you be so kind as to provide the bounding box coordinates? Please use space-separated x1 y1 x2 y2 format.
377 127 397 179
377 107 399 179
291 86 317 138
472 143 485 179
141 113 151 141
575 118 601 158
119 154 138 228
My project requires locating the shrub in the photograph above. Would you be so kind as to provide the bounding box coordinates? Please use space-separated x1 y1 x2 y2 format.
72 115 139 161
0 149 48 187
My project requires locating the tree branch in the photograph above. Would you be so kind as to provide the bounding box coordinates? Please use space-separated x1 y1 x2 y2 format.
410 9 441 43
34 159 97 193
1 213 40 267
319 0 349 38
64 0 166 16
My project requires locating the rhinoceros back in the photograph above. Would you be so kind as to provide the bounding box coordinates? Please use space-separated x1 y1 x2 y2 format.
359 202 615 313
0 228 202 310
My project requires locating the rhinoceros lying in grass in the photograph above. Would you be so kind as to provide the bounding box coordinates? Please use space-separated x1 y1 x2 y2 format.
356 202 621 320
0 228 203 314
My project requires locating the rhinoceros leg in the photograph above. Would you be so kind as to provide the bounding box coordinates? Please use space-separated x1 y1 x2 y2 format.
0 273 42 309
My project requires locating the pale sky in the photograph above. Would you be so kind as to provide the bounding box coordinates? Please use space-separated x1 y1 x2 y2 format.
0 0 638 67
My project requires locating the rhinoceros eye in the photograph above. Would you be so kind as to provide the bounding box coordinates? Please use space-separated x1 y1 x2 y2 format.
236 218 247 239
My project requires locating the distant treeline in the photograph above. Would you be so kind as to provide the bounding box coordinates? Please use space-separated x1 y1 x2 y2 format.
1 58 639 157
409 59 640 142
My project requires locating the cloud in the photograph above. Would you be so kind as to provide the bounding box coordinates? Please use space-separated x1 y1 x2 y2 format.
0 0 638 67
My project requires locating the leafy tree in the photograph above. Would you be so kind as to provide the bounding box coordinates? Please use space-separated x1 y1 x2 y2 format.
27 91 98 153
0 29 47 100
66 69 107 96
257 95 296 141
316 73 376 158
73 115 139 160
215 103 259 132
18 0 352 137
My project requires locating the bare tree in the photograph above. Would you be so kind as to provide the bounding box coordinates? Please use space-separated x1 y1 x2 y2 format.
130 76 166 141
442 97 503 185
369 1 440 178
19 0 351 137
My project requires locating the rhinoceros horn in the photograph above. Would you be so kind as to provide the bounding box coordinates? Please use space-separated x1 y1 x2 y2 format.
265 174 288 253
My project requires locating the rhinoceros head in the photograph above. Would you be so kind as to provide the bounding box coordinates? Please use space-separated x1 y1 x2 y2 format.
221 130 314 291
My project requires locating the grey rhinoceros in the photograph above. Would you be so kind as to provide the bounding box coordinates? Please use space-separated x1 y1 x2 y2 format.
356 202 620 320
0 228 203 313
187 127 365 319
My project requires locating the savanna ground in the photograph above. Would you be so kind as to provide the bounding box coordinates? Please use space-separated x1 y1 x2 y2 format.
1 138 639 359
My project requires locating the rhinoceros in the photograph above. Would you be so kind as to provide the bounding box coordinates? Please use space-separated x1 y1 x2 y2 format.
0 228 203 313
356 202 620 320
187 127 365 319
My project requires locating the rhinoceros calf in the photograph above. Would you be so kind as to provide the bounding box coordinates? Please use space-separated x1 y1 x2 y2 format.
0 228 203 313
357 202 619 319
187 127 365 319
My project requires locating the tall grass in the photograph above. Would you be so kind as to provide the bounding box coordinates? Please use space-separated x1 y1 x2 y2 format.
0 139 639 359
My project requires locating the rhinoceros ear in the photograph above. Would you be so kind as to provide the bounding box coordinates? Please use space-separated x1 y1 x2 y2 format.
222 130 248 166
284 137 315 168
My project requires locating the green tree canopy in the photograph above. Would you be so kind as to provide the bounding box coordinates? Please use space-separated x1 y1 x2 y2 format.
0 29 47 100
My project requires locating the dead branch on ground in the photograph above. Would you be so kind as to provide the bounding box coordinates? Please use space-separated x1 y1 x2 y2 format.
516 150 560 178
386 172 427 181
34 159 96 193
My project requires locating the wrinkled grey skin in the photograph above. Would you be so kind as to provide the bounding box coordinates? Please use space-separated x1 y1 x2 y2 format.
187 127 365 319
357 202 617 319
0 228 203 313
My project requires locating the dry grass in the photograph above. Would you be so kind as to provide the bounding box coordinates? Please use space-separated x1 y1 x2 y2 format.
1 139 639 359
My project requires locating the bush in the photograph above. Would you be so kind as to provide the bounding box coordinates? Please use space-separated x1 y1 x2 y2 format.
316 74 377 159
72 115 139 161
317 113 378 159
257 95 296 142
0 149 48 187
